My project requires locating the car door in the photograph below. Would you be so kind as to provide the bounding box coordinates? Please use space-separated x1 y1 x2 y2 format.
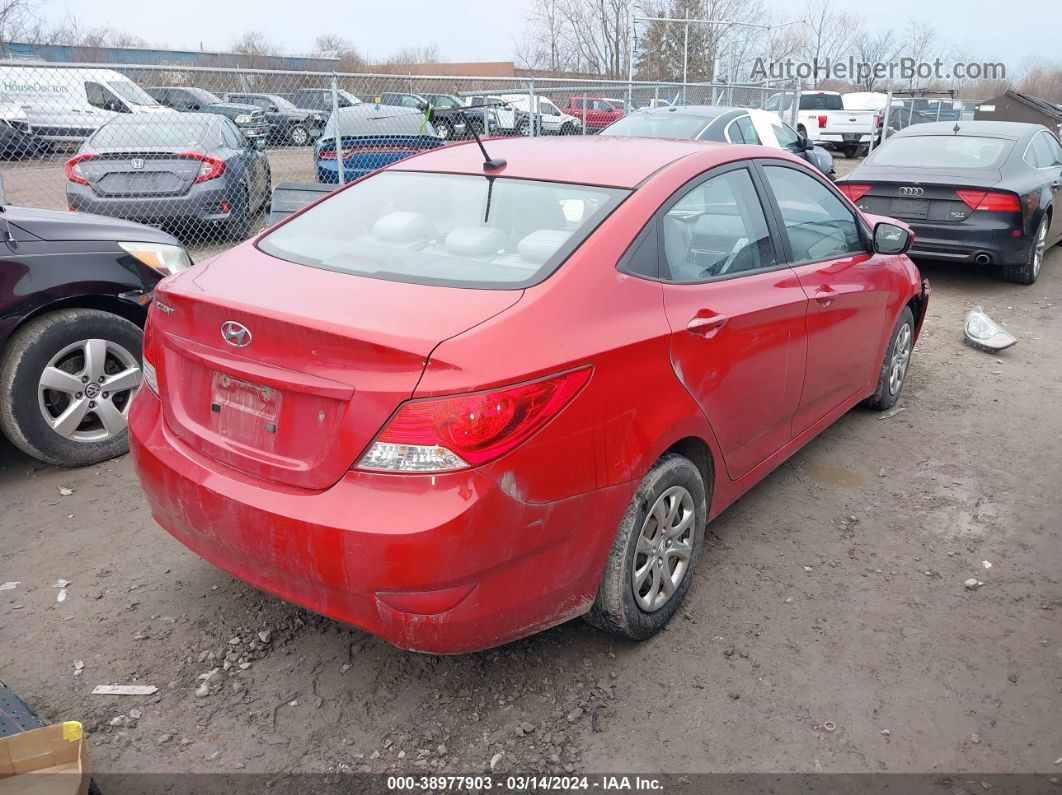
1030 132 1062 241
758 161 889 433
651 163 809 479
223 120 263 201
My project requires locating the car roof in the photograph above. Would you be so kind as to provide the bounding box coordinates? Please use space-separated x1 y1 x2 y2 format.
892 120 1039 140
627 104 739 121
390 135 739 188
104 111 221 126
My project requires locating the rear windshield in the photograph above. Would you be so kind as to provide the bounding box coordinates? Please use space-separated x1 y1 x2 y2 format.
799 94 844 110
92 120 209 148
869 135 1012 168
257 171 628 288
600 113 707 138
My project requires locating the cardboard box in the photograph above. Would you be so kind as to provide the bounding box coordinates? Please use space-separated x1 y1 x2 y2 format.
0 722 90 795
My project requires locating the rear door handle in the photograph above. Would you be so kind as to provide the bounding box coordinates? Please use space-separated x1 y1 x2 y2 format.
814 285 838 306
686 312 729 337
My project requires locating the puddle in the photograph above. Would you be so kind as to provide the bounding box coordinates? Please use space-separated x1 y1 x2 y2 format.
804 463 866 488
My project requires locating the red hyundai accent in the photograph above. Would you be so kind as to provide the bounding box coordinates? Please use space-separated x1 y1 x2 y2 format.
130 136 928 653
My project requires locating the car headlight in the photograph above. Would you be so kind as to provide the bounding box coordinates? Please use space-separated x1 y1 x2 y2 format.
963 306 1017 352
235 114 251 124
119 242 193 276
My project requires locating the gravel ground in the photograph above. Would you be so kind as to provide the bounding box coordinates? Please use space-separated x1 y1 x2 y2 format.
1 150 1060 782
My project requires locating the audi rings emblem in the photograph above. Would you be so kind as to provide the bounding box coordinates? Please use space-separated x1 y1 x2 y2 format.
898 186 924 196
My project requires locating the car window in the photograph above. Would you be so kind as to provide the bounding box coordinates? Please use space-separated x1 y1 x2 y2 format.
219 119 240 148
603 113 707 138
401 95 421 108
772 122 800 149
869 135 1011 169
257 171 629 289
1028 132 1062 168
85 81 126 112
1042 132 1062 166
660 168 776 282
93 119 209 148
726 115 761 144
799 94 843 111
763 165 865 264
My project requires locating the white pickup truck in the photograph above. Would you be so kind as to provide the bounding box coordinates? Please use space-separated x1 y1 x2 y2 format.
763 90 880 158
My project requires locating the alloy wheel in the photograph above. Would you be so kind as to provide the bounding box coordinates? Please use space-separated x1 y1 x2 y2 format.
1033 219 1047 279
37 338 141 442
631 485 695 612
888 322 912 396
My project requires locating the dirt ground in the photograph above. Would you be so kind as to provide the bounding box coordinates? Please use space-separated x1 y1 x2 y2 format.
1 152 1061 784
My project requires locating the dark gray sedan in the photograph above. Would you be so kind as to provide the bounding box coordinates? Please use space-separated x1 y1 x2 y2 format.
65 113 271 241
599 105 836 179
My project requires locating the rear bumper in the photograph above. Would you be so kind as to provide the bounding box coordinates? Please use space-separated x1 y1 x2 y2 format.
129 388 627 654
906 219 1029 265
67 182 234 224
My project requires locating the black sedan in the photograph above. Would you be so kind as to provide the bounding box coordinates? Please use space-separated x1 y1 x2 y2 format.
0 204 190 466
838 121 1062 284
65 114 271 242
598 105 836 178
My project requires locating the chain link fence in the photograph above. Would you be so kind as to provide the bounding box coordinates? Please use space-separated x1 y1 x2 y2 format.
0 60 799 258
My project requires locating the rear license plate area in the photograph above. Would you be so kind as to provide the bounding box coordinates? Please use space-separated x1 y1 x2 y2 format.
210 372 281 446
889 198 929 219
842 133 861 141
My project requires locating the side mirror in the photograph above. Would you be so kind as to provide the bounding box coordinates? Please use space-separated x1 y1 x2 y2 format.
800 132 815 151
267 105 278 113
254 137 267 150
873 221 912 255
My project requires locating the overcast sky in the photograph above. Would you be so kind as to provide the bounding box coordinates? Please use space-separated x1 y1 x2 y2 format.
35 0 1060 72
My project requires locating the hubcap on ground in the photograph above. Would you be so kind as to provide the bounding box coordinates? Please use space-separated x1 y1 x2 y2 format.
1033 220 1047 278
631 485 695 613
888 322 912 396
37 338 141 442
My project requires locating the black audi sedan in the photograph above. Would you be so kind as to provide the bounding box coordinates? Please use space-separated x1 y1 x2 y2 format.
837 121 1062 284
0 205 190 466
598 105 836 178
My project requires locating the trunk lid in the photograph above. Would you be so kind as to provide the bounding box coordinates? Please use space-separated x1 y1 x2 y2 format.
80 151 203 197
846 169 1005 224
153 246 522 489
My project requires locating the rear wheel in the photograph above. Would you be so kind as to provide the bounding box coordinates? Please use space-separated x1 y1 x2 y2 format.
585 453 707 641
0 309 143 466
435 120 453 140
226 186 253 241
841 144 859 159
517 118 531 137
1002 216 1048 285
863 307 914 411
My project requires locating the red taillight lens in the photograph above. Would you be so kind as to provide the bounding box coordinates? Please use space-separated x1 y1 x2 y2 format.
358 367 592 472
141 311 159 394
817 115 827 129
837 183 871 202
175 152 225 183
64 153 94 185
955 190 1021 212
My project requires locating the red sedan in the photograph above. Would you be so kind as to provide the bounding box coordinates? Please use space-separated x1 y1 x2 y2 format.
130 136 928 653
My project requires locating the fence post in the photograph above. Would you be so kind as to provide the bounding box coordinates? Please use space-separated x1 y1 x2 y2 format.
528 78 536 137
790 80 800 129
872 90 893 155
331 73 345 185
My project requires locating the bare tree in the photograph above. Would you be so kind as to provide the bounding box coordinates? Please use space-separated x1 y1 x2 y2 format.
515 0 632 78
852 27 897 91
801 0 856 87
313 33 365 70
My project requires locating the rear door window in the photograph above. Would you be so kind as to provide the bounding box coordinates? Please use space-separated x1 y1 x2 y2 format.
725 115 761 145
762 165 865 264
257 171 628 289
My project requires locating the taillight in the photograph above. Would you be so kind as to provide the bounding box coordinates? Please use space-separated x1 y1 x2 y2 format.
141 312 159 394
837 183 871 202
955 190 1021 212
874 115 882 128
64 153 94 185
356 368 592 473
817 115 827 129
174 153 225 183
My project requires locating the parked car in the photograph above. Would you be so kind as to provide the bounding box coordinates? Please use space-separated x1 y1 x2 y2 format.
421 93 495 136
377 92 467 140
287 88 362 113
0 91 44 158
314 104 442 184
838 120 1062 284
764 90 880 157
222 92 326 146
562 97 625 131
0 66 169 149
144 87 270 142
0 203 191 466
65 114 272 240
599 106 836 179
130 135 928 654
498 94 582 135
466 94 524 134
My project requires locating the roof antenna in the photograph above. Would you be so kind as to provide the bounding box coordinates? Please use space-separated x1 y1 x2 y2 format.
953 123 961 135
458 111 506 171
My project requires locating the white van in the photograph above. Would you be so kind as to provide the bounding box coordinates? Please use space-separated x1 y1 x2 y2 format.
0 66 169 149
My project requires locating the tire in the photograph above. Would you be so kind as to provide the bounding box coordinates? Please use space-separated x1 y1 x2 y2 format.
435 120 453 141
842 145 859 159
1002 215 1048 285
862 306 914 411
287 124 309 146
226 185 253 241
560 122 577 135
0 309 143 467
517 119 531 137
585 453 707 641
